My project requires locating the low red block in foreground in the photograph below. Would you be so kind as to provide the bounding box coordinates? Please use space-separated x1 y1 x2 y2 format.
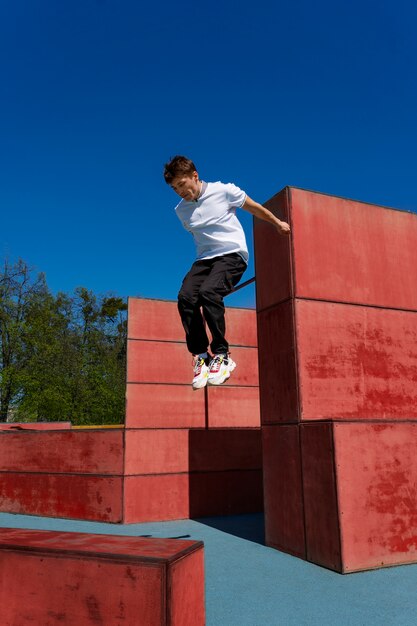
0 528 205 625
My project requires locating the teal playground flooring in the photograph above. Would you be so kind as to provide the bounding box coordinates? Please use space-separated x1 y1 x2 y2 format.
0 512 416 625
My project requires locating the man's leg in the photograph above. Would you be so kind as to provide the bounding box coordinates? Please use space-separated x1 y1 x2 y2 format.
178 259 212 355
198 253 247 355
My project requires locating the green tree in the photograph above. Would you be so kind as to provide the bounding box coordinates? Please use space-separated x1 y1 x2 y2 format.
0 259 47 422
0 258 127 425
69 288 127 425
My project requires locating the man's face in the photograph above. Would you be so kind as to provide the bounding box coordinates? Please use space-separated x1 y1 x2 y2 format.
171 171 200 201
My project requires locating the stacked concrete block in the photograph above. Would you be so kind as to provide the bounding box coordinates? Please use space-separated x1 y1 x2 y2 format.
0 428 125 522
255 187 417 572
125 297 262 522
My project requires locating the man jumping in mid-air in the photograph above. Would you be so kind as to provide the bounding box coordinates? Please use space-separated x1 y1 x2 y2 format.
164 155 290 390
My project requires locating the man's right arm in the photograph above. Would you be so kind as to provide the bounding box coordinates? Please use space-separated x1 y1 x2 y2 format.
241 196 291 236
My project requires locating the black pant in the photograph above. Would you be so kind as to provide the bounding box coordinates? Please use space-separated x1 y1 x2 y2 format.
178 253 247 355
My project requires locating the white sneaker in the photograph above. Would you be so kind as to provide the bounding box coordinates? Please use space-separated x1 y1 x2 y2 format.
192 356 209 390
207 353 236 386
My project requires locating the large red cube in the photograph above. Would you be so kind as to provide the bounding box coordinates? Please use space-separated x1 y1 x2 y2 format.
255 187 417 311
257 298 417 423
263 421 417 572
0 528 205 625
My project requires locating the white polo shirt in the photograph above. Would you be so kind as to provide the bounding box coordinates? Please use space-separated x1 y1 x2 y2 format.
175 181 249 263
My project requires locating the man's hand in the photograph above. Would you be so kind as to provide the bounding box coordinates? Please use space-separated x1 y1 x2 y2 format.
242 195 291 235
276 220 291 236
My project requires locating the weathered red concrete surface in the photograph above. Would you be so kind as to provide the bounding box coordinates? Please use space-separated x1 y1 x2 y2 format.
188 470 263 518
128 297 185 341
126 383 206 428
127 340 191 384
123 470 263 522
333 421 417 572
290 188 417 310
187 429 261 471
256 188 417 572
254 187 292 311
127 340 258 386
223 306 258 347
254 187 417 312
0 429 124 473
206 385 260 428
0 422 71 430
129 296 258 346
127 383 260 429
123 298 262 521
0 528 205 625
257 300 298 424
0 473 123 522
124 474 190 522
262 425 305 558
262 421 417 572
124 429 261 475
300 422 342 571
296 299 417 420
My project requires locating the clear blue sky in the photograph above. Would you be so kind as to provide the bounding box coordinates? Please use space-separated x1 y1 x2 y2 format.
1 0 416 308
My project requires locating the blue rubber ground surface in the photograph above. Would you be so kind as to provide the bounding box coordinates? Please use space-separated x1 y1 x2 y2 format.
1 512 416 625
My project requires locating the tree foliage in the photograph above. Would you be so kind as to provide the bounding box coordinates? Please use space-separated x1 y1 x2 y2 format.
0 259 127 424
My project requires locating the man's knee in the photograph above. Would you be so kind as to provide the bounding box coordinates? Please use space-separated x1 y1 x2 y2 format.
198 285 223 304
178 288 198 309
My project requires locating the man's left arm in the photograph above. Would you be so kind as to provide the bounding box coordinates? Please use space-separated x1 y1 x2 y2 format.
241 195 291 236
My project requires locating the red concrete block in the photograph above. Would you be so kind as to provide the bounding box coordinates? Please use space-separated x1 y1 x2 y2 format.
187 429 262 471
253 187 292 311
127 340 191 384
126 383 206 429
127 340 258 386
226 346 258 386
0 473 123 522
254 187 417 313
290 188 417 310
206 385 260 428
124 429 190 475
123 471 263 522
332 421 417 572
123 474 190 522
128 297 186 342
188 470 263 518
124 428 262 475
262 425 306 558
0 429 124 474
0 422 71 430
0 528 205 626
296 299 417 420
301 421 417 572
128 297 257 348
257 300 298 424
300 423 342 571
223 306 258 347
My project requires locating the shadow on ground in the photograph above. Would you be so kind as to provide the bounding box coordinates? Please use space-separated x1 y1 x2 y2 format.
193 512 265 545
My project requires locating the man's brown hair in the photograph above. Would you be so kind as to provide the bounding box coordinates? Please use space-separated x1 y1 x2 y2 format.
163 155 197 184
